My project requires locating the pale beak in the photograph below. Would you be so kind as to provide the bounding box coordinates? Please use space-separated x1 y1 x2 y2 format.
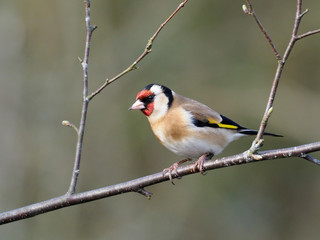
129 99 145 110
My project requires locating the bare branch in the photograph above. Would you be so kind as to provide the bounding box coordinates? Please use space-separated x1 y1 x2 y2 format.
87 0 189 101
136 188 153 200
66 0 190 195
1 142 319 225
243 0 281 60
250 61 284 151
301 154 320 165
67 0 189 194
61 120 79 134
296 29 320 40
67 0 97 195
3 0 318 227
246 0 320 154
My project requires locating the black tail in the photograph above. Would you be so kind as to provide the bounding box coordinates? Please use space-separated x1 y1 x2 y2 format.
239 129 283 137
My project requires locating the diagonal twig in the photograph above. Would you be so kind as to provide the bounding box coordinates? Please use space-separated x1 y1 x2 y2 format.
243 0 281 60
296 29 320 39
66 0 189 195
301 154 320 165
87 0 189 101
244 0 320 155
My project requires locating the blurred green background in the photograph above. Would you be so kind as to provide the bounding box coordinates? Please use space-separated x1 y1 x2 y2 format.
1 0 320 239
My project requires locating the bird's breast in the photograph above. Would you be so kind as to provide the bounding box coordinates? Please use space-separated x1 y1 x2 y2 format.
148 108 229 158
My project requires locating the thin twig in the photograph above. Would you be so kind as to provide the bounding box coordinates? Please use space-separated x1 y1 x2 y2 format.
243 0 281 60
67 0 97 195
136 188 153 200
296 29 320 39
1 142 319 225
302 154 320 165
251 61 283 148
62 120 79 134
87 0 189 101
246 0 320 154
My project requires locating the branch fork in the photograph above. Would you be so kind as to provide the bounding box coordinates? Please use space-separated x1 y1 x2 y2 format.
243 0 320 158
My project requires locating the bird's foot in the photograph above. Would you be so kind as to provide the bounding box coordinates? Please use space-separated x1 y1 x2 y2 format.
243 150 262 161
162 163 178 185
162 158 191 185
192 153 214 175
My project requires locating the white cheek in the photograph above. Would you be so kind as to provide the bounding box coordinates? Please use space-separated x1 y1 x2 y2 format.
148 94 169 121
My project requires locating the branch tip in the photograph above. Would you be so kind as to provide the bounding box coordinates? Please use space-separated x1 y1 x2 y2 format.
90 25 98 32
301 154 320 165
62 120 79 133
300 9 309 18
296 28 320 40
136 188 153 199
242 4 250 15
61 120 69 125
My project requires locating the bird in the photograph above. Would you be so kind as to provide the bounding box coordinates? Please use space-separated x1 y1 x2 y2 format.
129 83 282 182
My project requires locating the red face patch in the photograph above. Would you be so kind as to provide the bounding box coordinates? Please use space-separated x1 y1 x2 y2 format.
136 89 154 116
141 102 154 116
136 90 153 100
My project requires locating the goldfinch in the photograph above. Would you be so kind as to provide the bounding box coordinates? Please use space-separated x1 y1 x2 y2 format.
129 84 281 181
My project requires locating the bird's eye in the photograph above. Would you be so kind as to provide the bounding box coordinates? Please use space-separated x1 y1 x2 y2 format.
147 95 154 100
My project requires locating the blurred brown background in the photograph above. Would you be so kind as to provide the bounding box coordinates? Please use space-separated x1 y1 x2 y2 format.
1 0 320 239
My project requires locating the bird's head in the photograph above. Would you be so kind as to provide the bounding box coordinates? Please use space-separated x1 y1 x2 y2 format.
129 84 174 119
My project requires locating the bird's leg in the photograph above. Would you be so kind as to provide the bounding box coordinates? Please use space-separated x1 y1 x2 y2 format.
192 152 214 175
162 158 191 184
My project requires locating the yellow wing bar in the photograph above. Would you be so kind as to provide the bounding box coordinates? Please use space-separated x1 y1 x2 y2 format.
208 117 239 130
